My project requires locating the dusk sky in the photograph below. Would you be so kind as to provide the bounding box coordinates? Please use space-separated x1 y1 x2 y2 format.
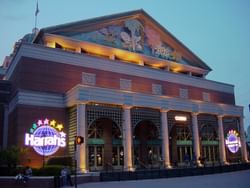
1 0 250 130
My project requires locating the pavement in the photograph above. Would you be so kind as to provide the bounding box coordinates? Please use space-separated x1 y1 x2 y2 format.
63 169 250 188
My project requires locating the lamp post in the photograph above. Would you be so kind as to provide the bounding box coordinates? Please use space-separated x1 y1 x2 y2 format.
74 136 84 188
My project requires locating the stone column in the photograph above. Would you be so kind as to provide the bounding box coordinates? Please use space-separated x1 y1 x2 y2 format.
218 115 227 164
161 109 171 168
192 112 201 165
77 103 87 172
3 104 9 149
239 116 248 162
123 106 133 171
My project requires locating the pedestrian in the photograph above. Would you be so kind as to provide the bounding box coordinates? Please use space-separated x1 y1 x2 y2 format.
184 153 190 167
23 166 32 183
65 166 73 186
15 169 24 183
61 167 67 186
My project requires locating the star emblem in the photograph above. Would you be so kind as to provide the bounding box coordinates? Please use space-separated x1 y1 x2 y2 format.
59 131 66 138
44 118 49 125
50 120 56 127
56 124 63 131
37 120 43 126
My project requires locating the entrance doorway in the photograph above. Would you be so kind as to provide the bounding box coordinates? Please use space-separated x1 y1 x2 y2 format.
200 124 219 165
87 118 123 171
170 125 192 167
134 120 161 169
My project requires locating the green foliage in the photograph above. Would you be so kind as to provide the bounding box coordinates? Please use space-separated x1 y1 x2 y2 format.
0 146 28 168
46 156 72 166
33 165 65 176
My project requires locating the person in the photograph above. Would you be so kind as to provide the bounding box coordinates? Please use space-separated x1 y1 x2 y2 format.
192 153 197 167
65 166 73 186
184 153 190 167
23 166 32 183
61 167 67 186
15 170 24 183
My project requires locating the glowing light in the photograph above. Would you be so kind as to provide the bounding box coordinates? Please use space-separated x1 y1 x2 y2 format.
56 124 63 131
25 118 66 156
50 120 56 127
175 116 187 121
225 130 241 153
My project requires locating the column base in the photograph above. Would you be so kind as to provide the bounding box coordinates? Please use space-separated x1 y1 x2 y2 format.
78 168 88 173
164 163 172 169
220 161 229 165
124 166 135 172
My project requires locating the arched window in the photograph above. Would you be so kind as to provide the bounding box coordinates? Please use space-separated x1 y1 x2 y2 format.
201 124 217 141
176 126 192 140
88 121 104 138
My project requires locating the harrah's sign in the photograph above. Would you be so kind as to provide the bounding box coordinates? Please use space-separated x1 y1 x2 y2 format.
25 118 66 156
25 133 66 147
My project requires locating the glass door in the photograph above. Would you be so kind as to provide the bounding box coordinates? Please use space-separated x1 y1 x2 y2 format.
88 145 104 171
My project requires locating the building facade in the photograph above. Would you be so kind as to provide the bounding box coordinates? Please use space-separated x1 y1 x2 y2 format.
0 10 248 171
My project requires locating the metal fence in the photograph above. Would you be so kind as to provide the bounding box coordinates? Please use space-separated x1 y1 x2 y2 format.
100 163 250 182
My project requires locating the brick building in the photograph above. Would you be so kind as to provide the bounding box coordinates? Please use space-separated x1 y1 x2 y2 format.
0 10 248 170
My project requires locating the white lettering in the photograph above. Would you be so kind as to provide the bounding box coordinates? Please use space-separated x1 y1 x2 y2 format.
25 133 66 147
25 133 34 146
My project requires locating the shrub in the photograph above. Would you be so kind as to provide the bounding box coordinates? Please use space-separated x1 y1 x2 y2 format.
46 156 72 166
33 165 64 176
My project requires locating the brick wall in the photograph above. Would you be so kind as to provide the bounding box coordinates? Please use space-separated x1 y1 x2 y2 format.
9 57 235 105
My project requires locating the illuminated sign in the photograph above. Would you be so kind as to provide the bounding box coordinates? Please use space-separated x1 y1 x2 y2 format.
225 130 241 153
25 118 66 156
174 116 187 121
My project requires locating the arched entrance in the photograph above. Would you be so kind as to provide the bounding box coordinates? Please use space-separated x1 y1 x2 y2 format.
200 124 219 165
87 118 123 171
133 120 161 169
170 124 193 167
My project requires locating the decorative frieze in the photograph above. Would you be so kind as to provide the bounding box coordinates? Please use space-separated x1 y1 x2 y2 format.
152 83 162 95
179 88 188 99
203 92 210 102
82 72 96 86
120 79 132 91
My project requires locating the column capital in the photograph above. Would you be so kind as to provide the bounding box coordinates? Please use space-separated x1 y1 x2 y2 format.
123 105 133 110
192 112 199 116
160 108 170 113
217 114 224 119
77 102 88 105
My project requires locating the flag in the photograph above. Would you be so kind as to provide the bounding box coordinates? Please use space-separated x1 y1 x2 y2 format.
35 1 39 16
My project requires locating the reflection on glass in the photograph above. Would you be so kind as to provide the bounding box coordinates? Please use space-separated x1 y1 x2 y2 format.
96 146 103 166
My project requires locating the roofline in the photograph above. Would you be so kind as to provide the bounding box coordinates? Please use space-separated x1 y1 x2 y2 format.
33 9 211 71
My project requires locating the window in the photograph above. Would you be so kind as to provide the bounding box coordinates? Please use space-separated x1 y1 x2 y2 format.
82 72 96 86
152 84 162 95
179 88 188 99
120 79 132 91
203 92 210 102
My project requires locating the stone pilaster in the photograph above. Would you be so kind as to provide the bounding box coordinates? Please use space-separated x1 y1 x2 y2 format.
161 109 171 168
123 105 133 171
192 112 201 165
218 115 227 164
239 117 248 162
77 103 87 172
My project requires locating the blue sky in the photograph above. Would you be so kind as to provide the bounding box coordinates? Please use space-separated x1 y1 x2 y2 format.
1 0 250 130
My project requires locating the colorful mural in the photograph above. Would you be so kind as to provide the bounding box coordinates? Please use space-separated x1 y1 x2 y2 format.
71 19 188 64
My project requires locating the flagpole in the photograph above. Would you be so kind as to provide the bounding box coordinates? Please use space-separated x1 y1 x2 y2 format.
34 0 39 31
35 12 37 29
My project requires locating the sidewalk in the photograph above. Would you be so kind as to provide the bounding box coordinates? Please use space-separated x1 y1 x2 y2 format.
65 169 250 188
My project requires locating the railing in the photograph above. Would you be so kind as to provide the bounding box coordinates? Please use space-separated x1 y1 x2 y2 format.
104 162 114 172
100 163 250 182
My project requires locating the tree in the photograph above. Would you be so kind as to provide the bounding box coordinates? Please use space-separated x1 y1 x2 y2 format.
0 146 28 168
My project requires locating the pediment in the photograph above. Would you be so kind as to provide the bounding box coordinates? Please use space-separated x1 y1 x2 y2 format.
38 10 211 71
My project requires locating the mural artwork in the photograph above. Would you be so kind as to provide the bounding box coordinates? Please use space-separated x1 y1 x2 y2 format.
71 19 186 64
